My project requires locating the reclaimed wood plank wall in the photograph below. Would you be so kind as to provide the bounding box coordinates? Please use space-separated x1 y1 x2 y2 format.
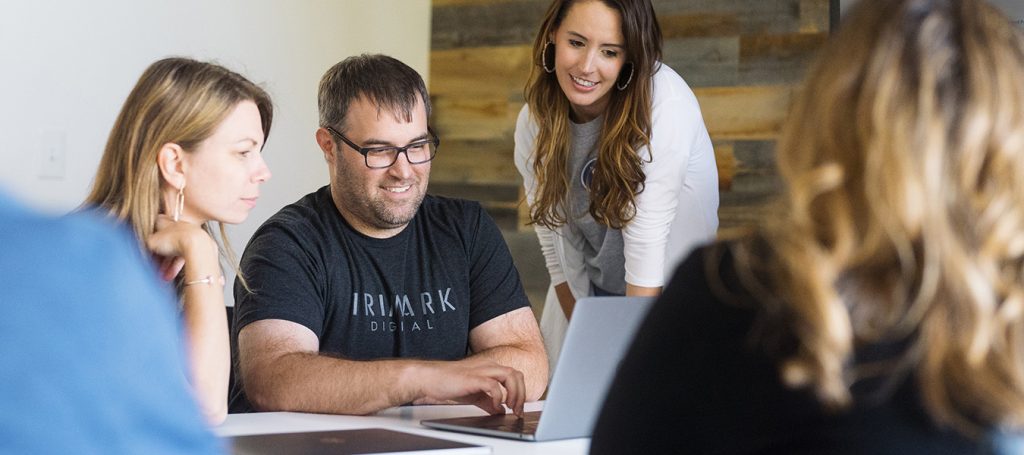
428 0 830 231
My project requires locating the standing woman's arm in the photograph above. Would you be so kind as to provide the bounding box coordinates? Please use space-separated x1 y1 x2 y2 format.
626 283 662 296
514 105 578 317
622 68 719 293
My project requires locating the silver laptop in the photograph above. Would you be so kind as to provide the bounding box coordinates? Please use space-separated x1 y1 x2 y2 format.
421 296 653 441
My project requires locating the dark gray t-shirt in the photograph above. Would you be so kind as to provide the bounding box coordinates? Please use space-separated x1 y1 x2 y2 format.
229 186 529 412
566 116 626 295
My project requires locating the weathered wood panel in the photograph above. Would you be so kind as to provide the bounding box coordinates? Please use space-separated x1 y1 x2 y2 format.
428 181 521 230
654 0 821 35
430 45 531 98
431 138 520 184
663 36 739 88
733 139 778 170
431 95 522 141
661 13 741 38
432 0 549 50
714 142 737 190
695 85 794 140
718 140 783 229
739 32 826 85
434 0 522 6
800 0 831 33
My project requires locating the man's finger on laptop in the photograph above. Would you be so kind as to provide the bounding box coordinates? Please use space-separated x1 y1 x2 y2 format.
507 369 526 417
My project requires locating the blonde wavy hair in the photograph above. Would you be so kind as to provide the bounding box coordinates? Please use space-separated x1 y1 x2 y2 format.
524 0 661 230
728 0 1024 433
85 57 273 288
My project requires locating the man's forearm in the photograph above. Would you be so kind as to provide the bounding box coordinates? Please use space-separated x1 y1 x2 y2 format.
470 342 549 401
244 351 422 415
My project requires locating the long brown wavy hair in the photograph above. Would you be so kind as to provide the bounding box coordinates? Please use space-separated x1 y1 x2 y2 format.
524 0 661 229
85 57 273 287
727 0 1024 433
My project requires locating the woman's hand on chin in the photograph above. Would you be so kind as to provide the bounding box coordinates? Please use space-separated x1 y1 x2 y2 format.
147 215 218 280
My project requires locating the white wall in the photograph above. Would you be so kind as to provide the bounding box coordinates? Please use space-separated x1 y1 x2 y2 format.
0 0 431 304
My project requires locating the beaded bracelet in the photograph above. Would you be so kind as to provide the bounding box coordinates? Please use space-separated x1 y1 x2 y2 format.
184 275 224 287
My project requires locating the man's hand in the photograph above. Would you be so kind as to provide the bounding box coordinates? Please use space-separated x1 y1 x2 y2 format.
410 358 526 416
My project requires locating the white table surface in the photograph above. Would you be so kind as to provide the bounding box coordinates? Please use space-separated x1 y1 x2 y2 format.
215 401 589 454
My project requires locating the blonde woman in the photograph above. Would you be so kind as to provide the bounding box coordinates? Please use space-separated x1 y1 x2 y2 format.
593 0 1024 452
85 57 272 424
514 0 719 368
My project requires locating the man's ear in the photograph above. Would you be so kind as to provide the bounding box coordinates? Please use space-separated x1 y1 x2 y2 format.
156 142 187 189
316 128 337 164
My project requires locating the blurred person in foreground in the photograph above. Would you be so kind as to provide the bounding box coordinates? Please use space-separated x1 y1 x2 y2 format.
592 0 1024 452
0 190 220 454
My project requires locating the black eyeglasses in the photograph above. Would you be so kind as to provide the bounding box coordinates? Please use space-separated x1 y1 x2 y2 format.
325 126 439 169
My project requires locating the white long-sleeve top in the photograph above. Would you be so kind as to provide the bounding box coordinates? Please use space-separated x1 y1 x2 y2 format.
514 63 719 367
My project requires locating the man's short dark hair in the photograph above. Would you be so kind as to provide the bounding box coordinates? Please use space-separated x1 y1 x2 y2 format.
318 54 431 133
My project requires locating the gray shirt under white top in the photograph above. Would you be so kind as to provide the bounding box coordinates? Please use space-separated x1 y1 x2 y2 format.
565 115 626 295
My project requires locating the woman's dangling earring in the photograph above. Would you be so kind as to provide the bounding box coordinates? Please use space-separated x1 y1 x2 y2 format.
616 63 634 91
173 185 185 222
542 41 556 73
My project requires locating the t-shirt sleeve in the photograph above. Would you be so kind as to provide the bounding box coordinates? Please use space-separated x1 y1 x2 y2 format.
465 203 531 329
233 220 328 338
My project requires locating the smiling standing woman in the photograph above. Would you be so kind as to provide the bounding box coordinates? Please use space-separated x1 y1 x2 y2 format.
84 57 273 425
514 0 719 366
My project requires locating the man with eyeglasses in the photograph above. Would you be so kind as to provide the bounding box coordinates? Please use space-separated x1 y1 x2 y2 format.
230 54 549 416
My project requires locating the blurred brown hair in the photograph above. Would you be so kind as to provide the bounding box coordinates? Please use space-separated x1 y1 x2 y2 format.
729 0 1024 433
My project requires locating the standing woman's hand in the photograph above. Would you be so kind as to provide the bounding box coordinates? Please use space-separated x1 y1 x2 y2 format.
554 282 577 320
